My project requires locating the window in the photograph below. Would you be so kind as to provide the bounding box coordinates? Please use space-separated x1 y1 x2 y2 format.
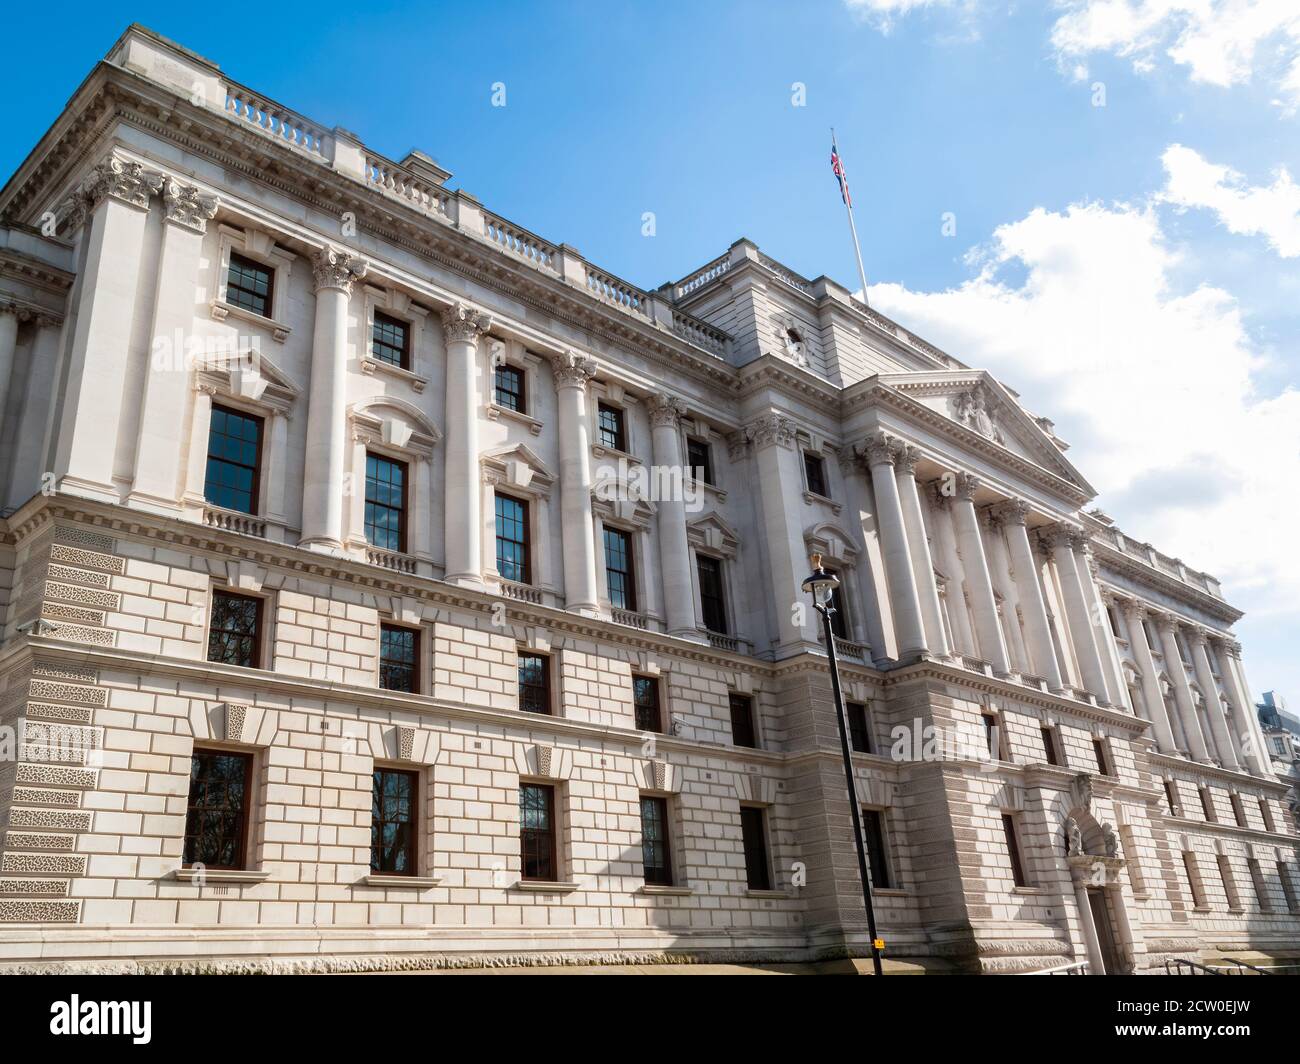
1217 854 1241 911
1259 798 1276 833
1199 787 1216 822
518 652 550 715
1246 858 1271 912
204 405 262 515
633 676 661 733
739 806 771 890
519 783 558 882
982 713 1004 761
1002 813 1028 887
823 567 848 639
1093 737 1114 777
729 693 757 749
597 402 626 452
371 311 409 369
226 252 274 317
1230 793 1247 828
861 808 893 889
803 451 828 497
365 453 407 553
1041 725 1062 767
686 437 713 484
640 796 673 886
1279 862 1300 914
495 493 530 584
1164 780 1181 817
183 749 253 870
371 768 418 875
207 590 262 669
697 554 728 634
847 702 872 754
494 363 525 412
379 624 419 694
1182 852 1206 909
603 526 636 611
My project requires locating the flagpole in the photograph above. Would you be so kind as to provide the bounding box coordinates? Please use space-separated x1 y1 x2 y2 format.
832 128 871 307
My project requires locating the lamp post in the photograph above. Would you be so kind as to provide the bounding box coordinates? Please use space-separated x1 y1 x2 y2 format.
802 553 884 976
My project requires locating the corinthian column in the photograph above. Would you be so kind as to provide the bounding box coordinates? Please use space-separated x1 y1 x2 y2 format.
300 247 367 550
949 473 1009 674
1213 638 1270 776
1188 627 1239 770
1044 526 1110 702
648 393 701 639
894 445 949 656
993 500 1063 691
440 302 493 585
864 434 926 658
1155 614 1212 763
1123 602 1178 754
0 305 19 441
927 483 976 656
551 351 600 615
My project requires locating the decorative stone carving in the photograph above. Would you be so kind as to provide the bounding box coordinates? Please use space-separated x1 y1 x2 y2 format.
744 413 795 450
1101 823 1120 858
549 350 597 388
646 391 687 428
724 429 750 461
81 155 163 211
1066 816 1084 857
312 246 368 294
951 384 1005 444
953 471 980 501
990 499 1030 527
863 433 897 467
162 179 219 233
893 444 920 476
440 301 493 342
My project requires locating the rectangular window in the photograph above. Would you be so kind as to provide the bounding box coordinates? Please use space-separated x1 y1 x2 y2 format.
495 493 530 584
1278 862 1300 914
847 701 872 754
1182 852 1206 909
1093 737 1114 777
365 453 407 553
226 252 273 317
1041 725 1061 766
697 554 728 634
519 783 557 882
803 452 828 497
518 652 550 715
739 806 771 891
1230 793 1247 828
207 590 262 669
1002 813 1028 887
640 796 673 886
379 624 419 694
371 311 409 369
633 675 661 733
494 363 525 412
1217 854 1241 911
597 402 626 452
861 808 893 889
204 405 262 515
1164 779 1181 817
1246 858 1271 912
603 526 636 611
1259 798 1276 833
184 749 253 870
1199 787 1216 822
729 693 757 749
982 713 1003 761
686 437 713 484
370 768 418 875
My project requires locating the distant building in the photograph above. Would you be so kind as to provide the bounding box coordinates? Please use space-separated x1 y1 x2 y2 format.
1258 693 1300 829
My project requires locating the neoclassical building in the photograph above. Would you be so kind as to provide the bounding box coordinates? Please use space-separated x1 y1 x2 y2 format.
0 25 1296 973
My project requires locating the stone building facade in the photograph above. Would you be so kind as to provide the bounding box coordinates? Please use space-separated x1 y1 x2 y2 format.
0 25 1296 973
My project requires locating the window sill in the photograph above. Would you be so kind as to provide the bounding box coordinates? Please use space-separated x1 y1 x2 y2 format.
487 403 543 436
591 443 641 466
684 475 727 503
362 874 442 889
874 887 910 897
513 880 581 894
802 489 842 514
171 868 271 884
209 299 290 343
745 888 791 900
1011 886 1051 896
361 356 428 393
637 884 694 897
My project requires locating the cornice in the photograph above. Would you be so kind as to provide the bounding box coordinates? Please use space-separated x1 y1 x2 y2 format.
1150 751 1290 795
1093 546 1241 625
0 244 75 295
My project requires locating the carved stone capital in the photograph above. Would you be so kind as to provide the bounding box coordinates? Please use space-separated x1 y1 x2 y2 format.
863 433 896 467
82 155 163 211
647 391 687 428
745 413 796 450
893 444 920 476
725 430 750 462
1040 523 1079 552
162 179 219 233
550 350 598 389
312 246 368 294
953 472 980 502
990 498 1030 527
440 301 493 343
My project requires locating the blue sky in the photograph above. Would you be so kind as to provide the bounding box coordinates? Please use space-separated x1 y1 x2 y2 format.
3 1 1298 702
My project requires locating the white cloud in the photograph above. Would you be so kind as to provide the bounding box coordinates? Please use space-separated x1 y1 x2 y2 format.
843 0 963 32
1050 1 1300 109
865 197 1300 641
1160 143 1300 256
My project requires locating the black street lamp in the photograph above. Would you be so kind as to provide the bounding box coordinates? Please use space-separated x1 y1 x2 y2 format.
801 552 884 977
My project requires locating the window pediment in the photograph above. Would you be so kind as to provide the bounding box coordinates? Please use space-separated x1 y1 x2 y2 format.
482 443 554 497
348 396 440 457
686 511 739 557
804 522 859 565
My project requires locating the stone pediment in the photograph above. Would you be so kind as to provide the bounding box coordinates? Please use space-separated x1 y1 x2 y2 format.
686 511 740 556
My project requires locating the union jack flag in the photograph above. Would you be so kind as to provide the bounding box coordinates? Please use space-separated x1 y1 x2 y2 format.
831 142 851 207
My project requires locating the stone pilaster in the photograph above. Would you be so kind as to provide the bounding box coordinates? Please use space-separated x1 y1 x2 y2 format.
992 500 1063 690
1122 601 1179 753
949 473 1008 674
440 301 492 584
551 351 600 615
864 434 926 658
894 445 949 657
1043 525 1110 702
647 392 703 640
1154 613 1212 763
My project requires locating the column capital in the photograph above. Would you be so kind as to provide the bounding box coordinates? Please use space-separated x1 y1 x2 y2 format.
162 179 219 233
745 412 796 450
989 498 1030 526
440 301 493 343
312 246 368 294
863 432 897 467
1040 522 1080 552
893 443 921 476
647 391 688 428
550 350 598 389
1186 625 1210 648
953 471 980 502
82 154 163 211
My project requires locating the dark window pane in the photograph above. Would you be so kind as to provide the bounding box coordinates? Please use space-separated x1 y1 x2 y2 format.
740 806 770 890
597 403 626 452
641 796 673 885
207 591 262 668
804 452 828 497
495 493 530 584
184 750 252 870
371 311 409 369
370 769 418 874
1001 813 1026 887
983 714 1002 760
1041 726 1060 766
1093 738 1113 777
633 676 661 733
729 693 757 749
204 406 263 515
365 453 407 553
380 624 419 693
861 808 892 889
847 702 871 754
518 652 550 715
686 437 713 484
520 783 557 881
226 252 274 318
697 555 727 634
494 364 525 412
603 527 636 611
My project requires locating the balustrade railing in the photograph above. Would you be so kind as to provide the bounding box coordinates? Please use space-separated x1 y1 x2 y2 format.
482 212 559 272
366 547 418 575
224 86 328 158
674 254 731 298
365 156 452 219
587 267 649 316
498 580 543 605
202 506 266 539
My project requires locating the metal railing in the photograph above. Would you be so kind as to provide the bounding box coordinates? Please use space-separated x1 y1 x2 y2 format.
1022 961 1089 975
1165 959 1224 975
